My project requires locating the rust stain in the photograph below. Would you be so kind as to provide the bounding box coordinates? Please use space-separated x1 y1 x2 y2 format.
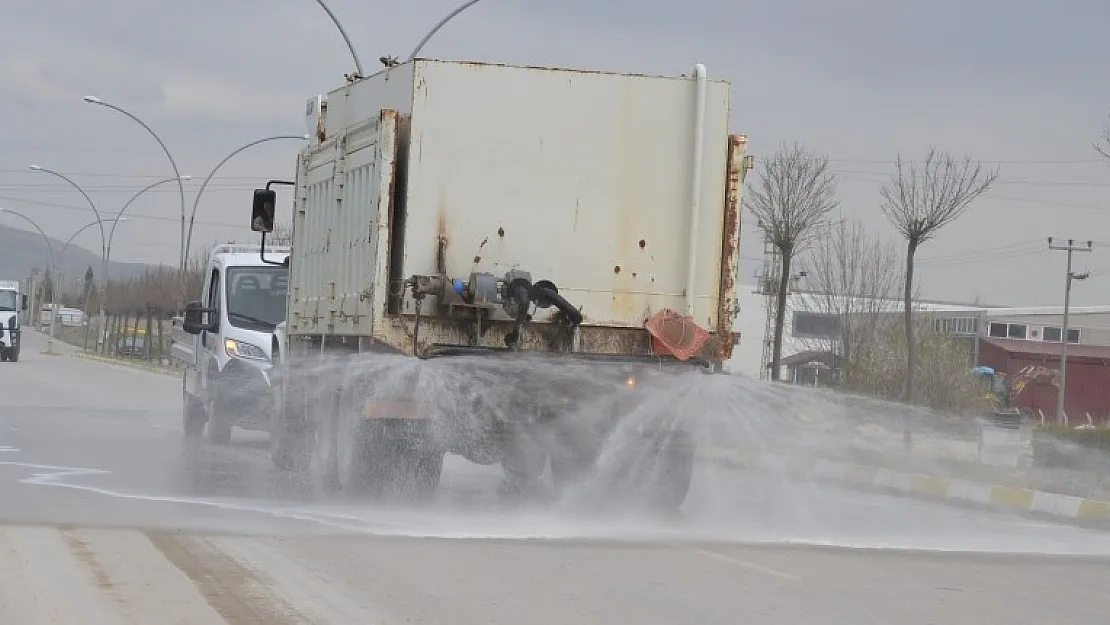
638 239 646 249
714 134 748 361
613 265 621 274
497 227 505 238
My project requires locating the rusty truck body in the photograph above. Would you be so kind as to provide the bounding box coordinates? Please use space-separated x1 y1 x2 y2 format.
228 58 750 508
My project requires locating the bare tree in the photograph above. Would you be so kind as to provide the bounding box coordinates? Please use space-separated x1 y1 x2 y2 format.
1094 114 1110 160
745 142 839 381
880 147 999 402
796 218 905 385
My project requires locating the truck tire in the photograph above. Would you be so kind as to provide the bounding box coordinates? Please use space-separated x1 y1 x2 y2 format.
642 430 695 510
183 391 205 438
500 425 548 497
0 350 8 362
7 346 17 363
204 383 233 445
269 377 311 471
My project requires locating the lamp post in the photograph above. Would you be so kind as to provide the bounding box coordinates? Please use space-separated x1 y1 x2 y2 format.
0 208 58 354
28 165 109 350
82 96 188 275
407 0 485 61
312 0 365 79
183 135 307 264
58 217 126 347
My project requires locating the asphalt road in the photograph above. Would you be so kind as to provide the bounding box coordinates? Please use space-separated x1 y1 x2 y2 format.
3 329 1110 624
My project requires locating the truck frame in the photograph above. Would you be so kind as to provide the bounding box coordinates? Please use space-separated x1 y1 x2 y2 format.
221 58 751 508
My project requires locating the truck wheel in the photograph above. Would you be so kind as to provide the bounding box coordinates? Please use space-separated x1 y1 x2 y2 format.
269 379 311 471
500 426 548 497
7 348 17 363
0 350 8 362
183 393 205 438
204 384 233 445
640 430 695 510
401 448 444 500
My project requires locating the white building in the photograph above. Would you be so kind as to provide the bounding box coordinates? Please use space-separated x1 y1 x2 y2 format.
725 283 1110 383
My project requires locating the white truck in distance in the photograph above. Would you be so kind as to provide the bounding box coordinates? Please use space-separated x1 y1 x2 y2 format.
173 244 290 444
0 280 26 362
232 59 751 508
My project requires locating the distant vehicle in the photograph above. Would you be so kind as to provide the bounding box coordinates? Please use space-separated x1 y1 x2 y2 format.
0 280 27 363
208 59 752 509
171 244 290 444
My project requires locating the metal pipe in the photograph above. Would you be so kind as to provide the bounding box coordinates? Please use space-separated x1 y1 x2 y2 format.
685 63 708 317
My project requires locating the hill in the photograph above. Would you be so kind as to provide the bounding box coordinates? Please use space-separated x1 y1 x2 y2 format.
0 224 157 288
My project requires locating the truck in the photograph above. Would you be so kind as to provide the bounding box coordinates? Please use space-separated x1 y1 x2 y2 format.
173 244 290 444
191 58 751 509
0 280 26 362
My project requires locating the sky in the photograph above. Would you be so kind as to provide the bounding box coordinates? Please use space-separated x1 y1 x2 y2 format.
1 0 1109 306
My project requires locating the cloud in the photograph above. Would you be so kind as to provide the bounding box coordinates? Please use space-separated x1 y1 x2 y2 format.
2 0 1110 307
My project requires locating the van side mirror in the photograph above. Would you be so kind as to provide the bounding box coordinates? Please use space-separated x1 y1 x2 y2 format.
182 300 217 335
251 189 277 233
20 295 27 311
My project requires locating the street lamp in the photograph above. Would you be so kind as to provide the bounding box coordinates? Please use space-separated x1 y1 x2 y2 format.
59 217 127 349
0 208 58 354
312 0 365 79
28 164 109 349
407 0 485 61
82 95 188 274
183 135 307 264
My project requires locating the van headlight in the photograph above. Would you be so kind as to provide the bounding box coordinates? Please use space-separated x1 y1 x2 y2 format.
225 338 268 361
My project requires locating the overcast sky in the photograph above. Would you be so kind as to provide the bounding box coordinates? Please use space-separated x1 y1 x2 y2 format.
1 1 1108 306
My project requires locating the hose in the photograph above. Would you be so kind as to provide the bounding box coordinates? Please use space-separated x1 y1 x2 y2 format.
531 286 583 326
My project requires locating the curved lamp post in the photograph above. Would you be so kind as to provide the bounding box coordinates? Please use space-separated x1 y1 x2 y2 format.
59 217 126 349
183 135 307 264
82 96 188 274
408 0 485 61
0 208 58 353
28 164 110 349
313 0 365 79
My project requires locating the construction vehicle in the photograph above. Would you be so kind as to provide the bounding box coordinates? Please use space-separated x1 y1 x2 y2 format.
0 280 26 362
975 364 1058 417
208 59 751 509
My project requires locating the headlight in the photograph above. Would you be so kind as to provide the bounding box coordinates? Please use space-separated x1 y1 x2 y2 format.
225 338 268 361
625 375 636 389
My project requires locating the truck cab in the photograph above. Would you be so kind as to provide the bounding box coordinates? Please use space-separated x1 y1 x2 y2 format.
0 280 27 363
172 244 290 444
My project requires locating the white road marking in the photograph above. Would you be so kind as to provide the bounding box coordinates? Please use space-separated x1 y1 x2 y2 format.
672 543 803 581
0 446 18 453
0 460 415 534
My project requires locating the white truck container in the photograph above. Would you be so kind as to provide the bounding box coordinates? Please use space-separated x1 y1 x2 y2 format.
236 59 751 508
0 280 25 362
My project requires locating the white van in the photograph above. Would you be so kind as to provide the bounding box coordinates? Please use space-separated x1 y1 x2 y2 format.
171 244 290 444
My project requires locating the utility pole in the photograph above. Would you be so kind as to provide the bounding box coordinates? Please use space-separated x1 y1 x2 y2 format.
1048 238 1092 425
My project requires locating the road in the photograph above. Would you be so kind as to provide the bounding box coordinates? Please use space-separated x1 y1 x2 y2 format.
2 329 1110 624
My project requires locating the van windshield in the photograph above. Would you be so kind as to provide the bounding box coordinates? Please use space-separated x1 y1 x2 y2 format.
0 290 16 312
225 266 288 331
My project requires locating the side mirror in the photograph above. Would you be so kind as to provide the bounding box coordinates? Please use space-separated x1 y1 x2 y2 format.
251 189 277 233
182 300 217 335
20 295 27 311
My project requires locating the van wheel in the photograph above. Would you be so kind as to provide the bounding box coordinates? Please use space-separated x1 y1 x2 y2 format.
205 384 233 445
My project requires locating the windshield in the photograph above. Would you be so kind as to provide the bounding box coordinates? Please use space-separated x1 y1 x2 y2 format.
0 290 16 312
225 266 288 331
